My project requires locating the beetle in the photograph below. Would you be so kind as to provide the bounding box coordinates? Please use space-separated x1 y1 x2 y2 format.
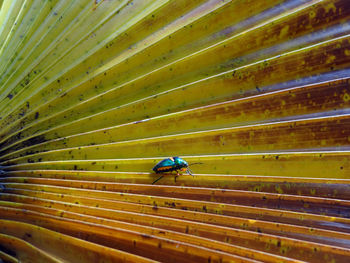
152 157 200 184
153 156 193 175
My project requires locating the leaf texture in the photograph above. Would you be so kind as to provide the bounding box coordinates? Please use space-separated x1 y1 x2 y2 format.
0 0 350 262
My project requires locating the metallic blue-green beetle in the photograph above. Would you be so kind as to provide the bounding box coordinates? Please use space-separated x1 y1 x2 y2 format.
153 157 192 175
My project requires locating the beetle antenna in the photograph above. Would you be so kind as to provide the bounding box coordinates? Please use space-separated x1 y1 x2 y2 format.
152 175 164 185
189 162 203 166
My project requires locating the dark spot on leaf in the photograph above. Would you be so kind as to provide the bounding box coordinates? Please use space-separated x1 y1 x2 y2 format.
152 202 158 210
20 135 46 147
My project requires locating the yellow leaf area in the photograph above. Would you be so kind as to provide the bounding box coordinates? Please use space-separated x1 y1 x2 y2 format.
0 0 349 262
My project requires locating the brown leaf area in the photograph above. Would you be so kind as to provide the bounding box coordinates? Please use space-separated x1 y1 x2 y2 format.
0 0 350 262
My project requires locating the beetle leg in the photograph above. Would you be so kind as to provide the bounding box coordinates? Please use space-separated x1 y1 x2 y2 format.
152 175 164 185
187 167 193 176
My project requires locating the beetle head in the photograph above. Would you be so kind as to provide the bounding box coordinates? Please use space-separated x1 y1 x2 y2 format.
173 157 188 168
